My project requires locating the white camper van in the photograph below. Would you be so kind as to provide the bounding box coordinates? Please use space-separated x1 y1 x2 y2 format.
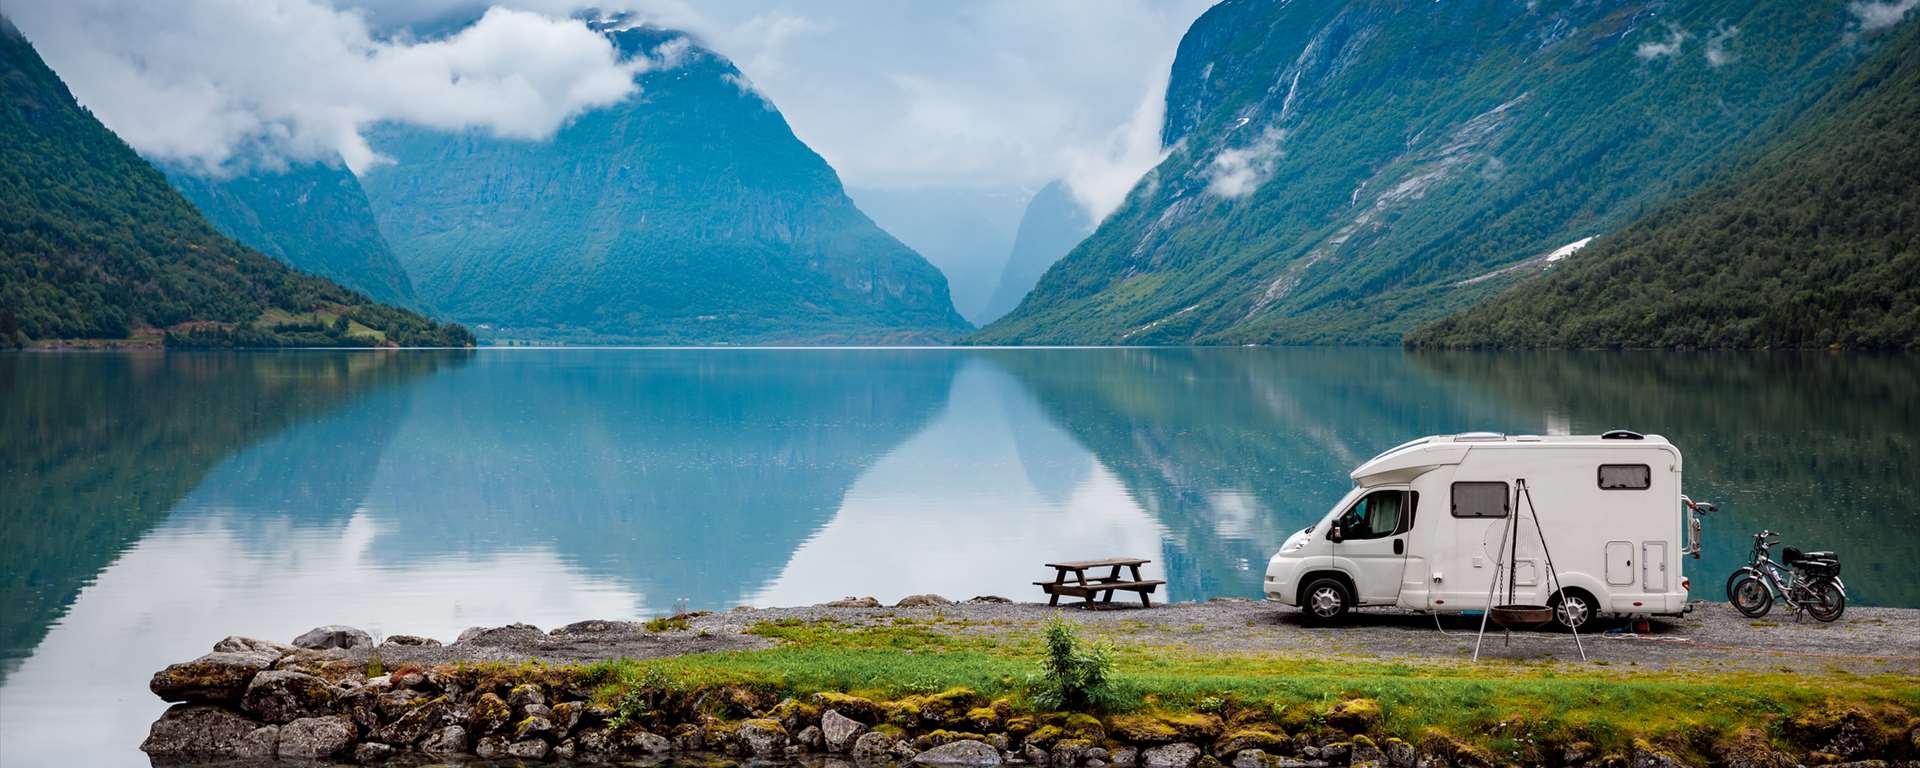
1264 431 1696 629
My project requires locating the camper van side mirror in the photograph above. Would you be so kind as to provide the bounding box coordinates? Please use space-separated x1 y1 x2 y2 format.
1327 526 1344 543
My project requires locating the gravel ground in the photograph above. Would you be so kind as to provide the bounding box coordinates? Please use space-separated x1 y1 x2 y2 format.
361 599 1920 675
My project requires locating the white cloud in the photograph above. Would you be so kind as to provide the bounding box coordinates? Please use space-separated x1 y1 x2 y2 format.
1849 0 1920 30
1635 25 1688 60
10 0 1214 223
728 12 830 80
670 0 1217 219
8 0 660 174
1704 23 1739 67
1205 125 1286 199
1060 55 1177 222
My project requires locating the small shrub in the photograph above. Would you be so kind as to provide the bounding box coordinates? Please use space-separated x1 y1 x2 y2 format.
1029 618 1119 712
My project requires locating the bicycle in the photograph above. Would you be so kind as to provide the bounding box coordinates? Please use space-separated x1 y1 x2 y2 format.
1726 530 1845 622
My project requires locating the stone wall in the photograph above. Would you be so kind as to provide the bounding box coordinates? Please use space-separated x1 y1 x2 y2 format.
142 629 1920 767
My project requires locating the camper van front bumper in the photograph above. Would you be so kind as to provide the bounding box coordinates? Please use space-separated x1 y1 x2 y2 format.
1264 555 1306 606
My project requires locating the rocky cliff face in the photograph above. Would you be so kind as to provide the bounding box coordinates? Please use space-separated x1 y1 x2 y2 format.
163 160 418 308
360 22 969 345
977 0 1876 345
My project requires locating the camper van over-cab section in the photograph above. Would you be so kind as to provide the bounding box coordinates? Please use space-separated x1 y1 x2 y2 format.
1264 432 1695 629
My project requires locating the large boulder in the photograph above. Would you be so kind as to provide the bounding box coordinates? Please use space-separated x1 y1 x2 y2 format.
277 715 356 759
507 738 551 759
373 697 449 745
1144 743 1202 768
854 731 898 763
824 708 870 752
737 719 789 758
213 636 298 656
140 704 264 757
823 596 883 608
420 725 469 755
915 739 1005 766
242 670 337 723
149 651 277 704
292 625 373 651
613 727 673 754
237 725 279 758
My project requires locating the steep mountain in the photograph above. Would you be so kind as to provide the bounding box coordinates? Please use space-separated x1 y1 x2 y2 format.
1408 19 1920 350
847 184 1028 325
976 0 1878 345
163 160 419 308
980 180 1095 325
0 19 469 348
361 22 969 345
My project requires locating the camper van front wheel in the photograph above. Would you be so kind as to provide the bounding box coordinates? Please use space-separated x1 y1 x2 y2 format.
1550 589 1596 631
1301 577 1352 622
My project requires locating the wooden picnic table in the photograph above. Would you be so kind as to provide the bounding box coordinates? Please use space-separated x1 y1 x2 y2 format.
1034 557 1166 608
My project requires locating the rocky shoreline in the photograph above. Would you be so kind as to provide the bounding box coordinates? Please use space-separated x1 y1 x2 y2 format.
140 600 1920 767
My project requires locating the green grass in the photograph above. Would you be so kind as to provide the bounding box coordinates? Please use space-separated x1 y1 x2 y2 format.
555 619 1919 762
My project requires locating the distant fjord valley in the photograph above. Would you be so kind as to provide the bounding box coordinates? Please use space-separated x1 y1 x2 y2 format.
5 1 1918 350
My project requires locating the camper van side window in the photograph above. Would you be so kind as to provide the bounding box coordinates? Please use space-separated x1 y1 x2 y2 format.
1598 464 1652 490
1451 482 1509 518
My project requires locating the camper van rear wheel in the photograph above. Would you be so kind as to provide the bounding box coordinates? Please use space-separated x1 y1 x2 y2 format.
1300 577 1351 622
1549 589 1595 631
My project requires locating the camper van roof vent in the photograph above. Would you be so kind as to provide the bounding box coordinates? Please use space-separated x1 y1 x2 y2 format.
1454 431 1507 442
1601 429 1646 440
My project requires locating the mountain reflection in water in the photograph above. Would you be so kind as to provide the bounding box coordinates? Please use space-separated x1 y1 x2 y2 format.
0 347 1913 767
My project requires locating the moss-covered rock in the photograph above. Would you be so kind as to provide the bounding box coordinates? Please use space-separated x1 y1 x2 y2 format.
768 697 821 732
1712 728 1793 768
1785 702 1891 760
1325 698 1381 733
966 706 1005 732
889 688 985 728
240 670 336 724
1418 730 1493 768
812 692 883 723
915 729 993 749
1108 714 1181 744
470 692 511 734
1213 728 1287 757
149 652 276 705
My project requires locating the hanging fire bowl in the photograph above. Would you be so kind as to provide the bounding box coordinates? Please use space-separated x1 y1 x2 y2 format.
1490 604 1554 629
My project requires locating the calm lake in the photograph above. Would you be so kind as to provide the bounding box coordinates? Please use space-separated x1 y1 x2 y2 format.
2 347 1916 766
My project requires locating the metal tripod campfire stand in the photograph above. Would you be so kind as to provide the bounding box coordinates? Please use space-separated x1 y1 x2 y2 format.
1473 478 1587 662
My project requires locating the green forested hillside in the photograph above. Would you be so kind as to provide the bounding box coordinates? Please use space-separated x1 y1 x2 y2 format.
1407 21 1920 350
362 21 968 345
0 19 469 348
976 0 1886 346
164 160 419 308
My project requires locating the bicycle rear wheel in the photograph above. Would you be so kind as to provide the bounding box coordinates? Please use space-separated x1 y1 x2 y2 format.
1806 580 1845 622
1730 574 1773 618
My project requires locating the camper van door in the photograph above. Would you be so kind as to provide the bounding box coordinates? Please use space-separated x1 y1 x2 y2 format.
1332 487 1415 603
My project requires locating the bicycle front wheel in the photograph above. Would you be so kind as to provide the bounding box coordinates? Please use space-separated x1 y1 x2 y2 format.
1730 574 1773 618
1806 580 1846 622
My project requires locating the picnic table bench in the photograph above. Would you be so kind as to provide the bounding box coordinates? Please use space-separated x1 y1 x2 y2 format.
1034 558 1166 608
